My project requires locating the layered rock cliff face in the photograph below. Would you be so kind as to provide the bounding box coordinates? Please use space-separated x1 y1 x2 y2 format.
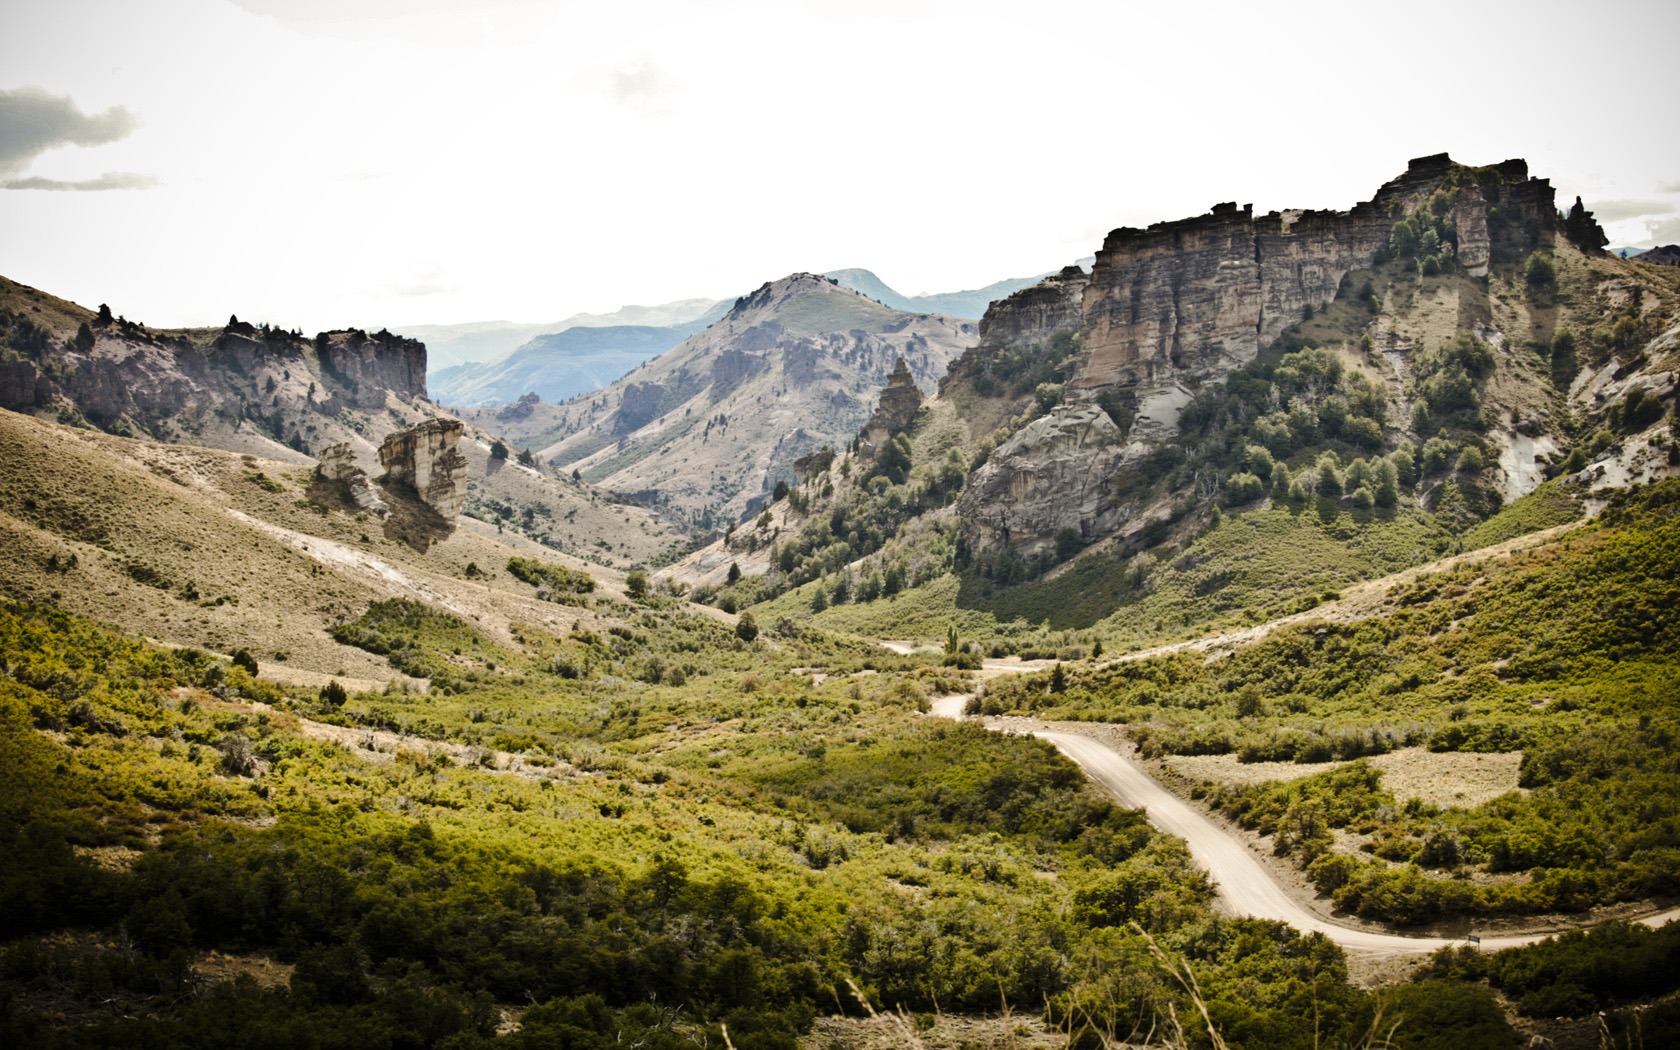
1072 155 1555 418
378 418 470 519
957 155 1579 558
973 265 1090 353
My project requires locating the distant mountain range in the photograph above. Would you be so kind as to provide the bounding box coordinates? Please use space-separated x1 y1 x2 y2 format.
821 266 1086 318
397 298 731 375
426 265 1087 408
453 272 977 527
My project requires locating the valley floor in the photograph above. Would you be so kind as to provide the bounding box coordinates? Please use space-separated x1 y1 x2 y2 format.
919 648 1680 960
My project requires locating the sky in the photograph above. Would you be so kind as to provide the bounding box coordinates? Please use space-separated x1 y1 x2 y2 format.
1 0 1677 333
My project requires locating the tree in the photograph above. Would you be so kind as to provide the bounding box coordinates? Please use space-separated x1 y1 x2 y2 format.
517 448 537 467
1055 526 1083 560
726 561 741 584
490 440 509 461
810 586 827 613
883 561 907 595
319 680 349 708
772 479 789 502
625 570 648 600
734 612 758 642
1525 252 1556 289
1315 452 1344 497
73 322 94 352
1049 663 1066 694
96 303 113 326
875 434 912 486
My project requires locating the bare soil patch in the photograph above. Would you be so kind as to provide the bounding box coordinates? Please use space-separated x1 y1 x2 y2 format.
1157 748 1524 809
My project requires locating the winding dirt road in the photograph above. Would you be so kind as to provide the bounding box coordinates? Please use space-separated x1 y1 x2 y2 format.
1038 732 1680 956
917 655 1680 955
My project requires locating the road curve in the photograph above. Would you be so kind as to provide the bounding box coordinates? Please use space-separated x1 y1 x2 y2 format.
1038 731 1680 956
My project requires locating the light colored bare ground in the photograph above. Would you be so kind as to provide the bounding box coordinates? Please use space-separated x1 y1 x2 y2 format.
253 663 406 696
801 1012 1064 1050
1160 748 1525 809
195 951 294 990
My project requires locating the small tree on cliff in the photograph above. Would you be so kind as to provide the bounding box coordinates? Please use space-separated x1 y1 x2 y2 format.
489 440 509 461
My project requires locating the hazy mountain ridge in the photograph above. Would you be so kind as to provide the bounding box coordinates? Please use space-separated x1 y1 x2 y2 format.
396 297 730 374
458 272 977 529
430 321 712 408
822 266 1062 318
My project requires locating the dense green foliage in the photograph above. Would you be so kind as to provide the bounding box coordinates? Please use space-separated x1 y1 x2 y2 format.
980 480 1680 923
1418 920 1680 1022
505 555 595 603
0 593 1535 1048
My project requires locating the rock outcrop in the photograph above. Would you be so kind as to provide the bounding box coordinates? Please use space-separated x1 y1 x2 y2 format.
1072 155 1557 426
317 442 390 518
974 265 1089 352
961 154 1566 557
0 278 431 457
378 418 469 518
959 403 1137 557
859 358 924 457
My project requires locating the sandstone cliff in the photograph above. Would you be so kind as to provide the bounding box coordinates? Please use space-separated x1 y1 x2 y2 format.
973 265 1090 353
378 418 470 519
955 154 1608 559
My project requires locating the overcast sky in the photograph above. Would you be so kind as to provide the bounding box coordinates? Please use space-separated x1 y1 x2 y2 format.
1 0 1676 332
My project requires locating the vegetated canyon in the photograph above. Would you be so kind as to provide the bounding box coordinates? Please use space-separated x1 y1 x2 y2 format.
1 153 1678 1050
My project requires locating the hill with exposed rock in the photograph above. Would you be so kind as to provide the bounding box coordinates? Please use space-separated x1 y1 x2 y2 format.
456 273 976 528
0 276 691 570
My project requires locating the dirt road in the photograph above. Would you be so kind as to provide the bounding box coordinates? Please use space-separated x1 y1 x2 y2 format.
1040 729 1680 956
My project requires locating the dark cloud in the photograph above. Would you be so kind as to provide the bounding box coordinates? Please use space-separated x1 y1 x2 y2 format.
3 172 159 191
1587 198 1677 222
0 86 140 177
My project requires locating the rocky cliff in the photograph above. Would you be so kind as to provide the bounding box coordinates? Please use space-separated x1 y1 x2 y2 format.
859 357 924 457
1072 155 1558 424
955 154 1607 559
378 418 470 519
973 265 1089 355
0 275 694 570
0 278 428 459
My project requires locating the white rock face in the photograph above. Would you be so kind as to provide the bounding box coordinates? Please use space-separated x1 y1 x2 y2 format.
317 442 390 518
378 419 469 519
957 403 1143 557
